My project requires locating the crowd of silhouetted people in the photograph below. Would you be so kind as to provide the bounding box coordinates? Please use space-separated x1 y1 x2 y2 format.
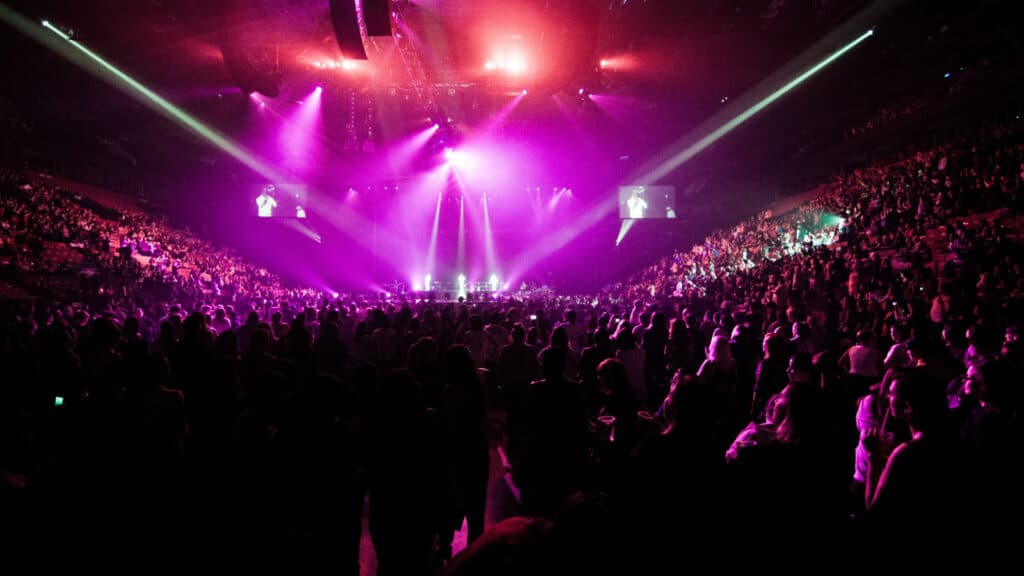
3 118 1024 571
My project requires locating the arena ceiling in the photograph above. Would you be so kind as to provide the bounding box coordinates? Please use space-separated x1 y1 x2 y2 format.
1 0 1021 194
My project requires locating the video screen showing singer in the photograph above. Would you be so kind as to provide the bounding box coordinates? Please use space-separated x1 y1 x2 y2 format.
256 184 278 218
627 187 648 219
619 185 676 219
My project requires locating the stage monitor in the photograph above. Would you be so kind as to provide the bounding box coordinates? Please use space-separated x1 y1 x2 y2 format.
618 185 676 219
255 185 308 219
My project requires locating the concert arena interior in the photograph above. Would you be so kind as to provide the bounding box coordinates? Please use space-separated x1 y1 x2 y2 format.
1 0 1022 570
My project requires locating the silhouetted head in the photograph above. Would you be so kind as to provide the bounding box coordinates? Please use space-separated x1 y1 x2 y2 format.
541 347 567 379
511 323 526 344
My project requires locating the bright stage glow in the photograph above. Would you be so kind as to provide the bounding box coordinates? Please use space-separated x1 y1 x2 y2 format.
485 52 527 75
489 274 499 292
444 147 471 170
507 56 526 75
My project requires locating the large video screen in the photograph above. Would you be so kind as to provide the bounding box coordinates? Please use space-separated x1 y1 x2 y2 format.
255 184 308 219
618 185 676 219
